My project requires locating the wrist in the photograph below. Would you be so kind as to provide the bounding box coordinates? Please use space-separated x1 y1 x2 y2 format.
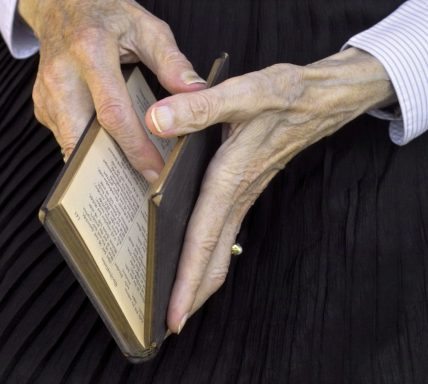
305 47 397 114
18 0 42 37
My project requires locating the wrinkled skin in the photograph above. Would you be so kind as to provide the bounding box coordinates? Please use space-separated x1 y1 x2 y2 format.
19 0 206 182
20 0 397 336
145 47 397 333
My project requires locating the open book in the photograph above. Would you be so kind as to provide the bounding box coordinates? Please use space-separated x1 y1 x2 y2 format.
39 54 229 362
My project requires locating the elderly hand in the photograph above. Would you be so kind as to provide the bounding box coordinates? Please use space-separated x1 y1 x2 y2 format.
19 0 206 182
145 47 397 333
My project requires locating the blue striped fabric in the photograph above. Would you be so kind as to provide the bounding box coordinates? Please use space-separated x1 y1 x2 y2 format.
0 0 38 59
346 0 428 145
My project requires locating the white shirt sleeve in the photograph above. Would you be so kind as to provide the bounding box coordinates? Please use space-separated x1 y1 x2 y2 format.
344 0 428 145
0 0 39 59
1 2 427 145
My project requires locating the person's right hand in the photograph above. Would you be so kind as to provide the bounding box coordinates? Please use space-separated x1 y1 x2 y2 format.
18 0 206 182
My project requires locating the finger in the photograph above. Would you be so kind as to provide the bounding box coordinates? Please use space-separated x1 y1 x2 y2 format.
51 109 91 161
36 58 94 159
167 139 281 332
167 154 240 333
76 34 164 182
34 98 69 162
145 70 287 137
190 167 278 315
33 76 66 156
188 203 245 316
33 85 54 130
130 5 206 94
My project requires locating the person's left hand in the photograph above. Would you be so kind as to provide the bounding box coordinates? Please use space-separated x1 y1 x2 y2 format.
145 48 397 333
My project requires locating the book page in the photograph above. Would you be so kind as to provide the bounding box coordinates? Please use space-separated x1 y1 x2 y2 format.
126 69 176 157
61 68 175 345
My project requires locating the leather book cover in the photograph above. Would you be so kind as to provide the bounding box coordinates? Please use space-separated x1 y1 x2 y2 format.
150 53 229 345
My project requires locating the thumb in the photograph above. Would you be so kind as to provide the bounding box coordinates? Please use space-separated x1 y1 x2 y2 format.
145 73 275 137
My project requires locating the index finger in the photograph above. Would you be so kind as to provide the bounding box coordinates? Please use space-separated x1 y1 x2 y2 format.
76 33 163 182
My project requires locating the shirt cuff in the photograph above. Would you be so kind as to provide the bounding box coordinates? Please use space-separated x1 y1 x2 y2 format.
343 0 428 145
0 0 39 59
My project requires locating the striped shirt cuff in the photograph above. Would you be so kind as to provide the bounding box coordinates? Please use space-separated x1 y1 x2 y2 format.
0 0 39 59
345 0 428 145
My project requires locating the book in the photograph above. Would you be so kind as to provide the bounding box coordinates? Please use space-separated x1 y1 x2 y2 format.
39 53 229 362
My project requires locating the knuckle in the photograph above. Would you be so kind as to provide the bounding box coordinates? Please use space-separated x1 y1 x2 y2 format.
282 63 303 87
97 102 130 132
122 142 149 171
153 19 173 37
264 63 299 77
33 107 46 126
199 236 218 255
185 234 217 258
69 28 107 63
208 266 229 288
149 21 182 62
39 60 67 90
162 48 185 65
259 63 304 108
41 73 57 91
59 132 79 153
187 93 217 127
32 87 43 111
32 89 48 126
144 17 173 42
62 145 75 158
70 27 105 49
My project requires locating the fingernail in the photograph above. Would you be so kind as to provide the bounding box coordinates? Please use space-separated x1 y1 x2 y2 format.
142 169 159 183
177 313 189 334
151 106 174 133
181 70 206 85
164 329 172 340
